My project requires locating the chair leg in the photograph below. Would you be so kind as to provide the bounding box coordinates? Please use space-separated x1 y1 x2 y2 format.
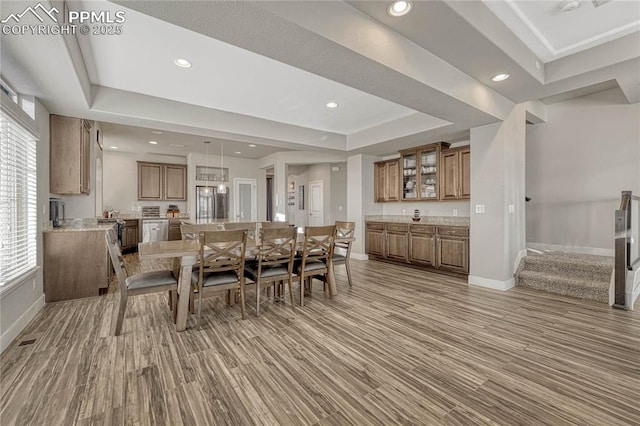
170 290 178 320
299 275 305 307
255 282 261 317
115 293 127 336
189 287 195 314
197 289 203 329
345 260 353 287
239 284 246 320
287 277 295 310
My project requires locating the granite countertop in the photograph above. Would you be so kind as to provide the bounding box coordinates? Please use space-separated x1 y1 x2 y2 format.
365 215 470 226
96 214 190 221
43 218 116 233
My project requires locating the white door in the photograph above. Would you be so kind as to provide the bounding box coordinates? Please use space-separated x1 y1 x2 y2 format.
234 178 257 221
309 180 324 225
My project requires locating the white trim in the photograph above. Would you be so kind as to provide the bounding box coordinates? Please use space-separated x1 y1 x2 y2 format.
350 252 369 261
627 268 640 311
513 248 527 275
468 275 515 291
0 267 41 299
0 91 39 138
527 242 614 258
0 294 45 354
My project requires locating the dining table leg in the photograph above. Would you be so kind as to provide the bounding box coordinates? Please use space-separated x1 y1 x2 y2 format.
327 261 337 297
175 255 196 332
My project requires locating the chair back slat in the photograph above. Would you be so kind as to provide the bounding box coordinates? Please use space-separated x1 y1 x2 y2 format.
334 221 355 250
105 232 128 298
258 227 297 269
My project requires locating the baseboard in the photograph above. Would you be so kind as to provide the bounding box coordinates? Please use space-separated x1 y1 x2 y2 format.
468 275 515 291
350 253 369 261
527 242 614 257
513 249 527 276
0 294 45 354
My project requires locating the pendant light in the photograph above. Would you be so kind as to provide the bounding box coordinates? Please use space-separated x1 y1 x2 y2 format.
217 141 227 194
203 141 211 195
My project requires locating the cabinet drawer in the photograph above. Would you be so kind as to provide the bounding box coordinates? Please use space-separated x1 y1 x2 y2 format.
366 222 384 231
410 224 435 234
437 226 469 237
386 223 408 233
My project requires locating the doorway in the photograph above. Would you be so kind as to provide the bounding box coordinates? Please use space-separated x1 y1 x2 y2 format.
309 180 324 225
266 175 273 221
233 178 257 221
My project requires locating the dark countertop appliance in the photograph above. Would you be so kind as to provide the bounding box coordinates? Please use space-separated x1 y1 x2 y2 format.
49 198 65 227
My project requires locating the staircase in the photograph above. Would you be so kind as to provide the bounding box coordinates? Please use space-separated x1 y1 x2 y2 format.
515 251 614 304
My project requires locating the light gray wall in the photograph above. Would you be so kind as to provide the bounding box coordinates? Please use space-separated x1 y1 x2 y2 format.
526 88 640 252
287 167 309 226
330 162 347 223
1 99 48 353
104 151 188 215
347 154 383 256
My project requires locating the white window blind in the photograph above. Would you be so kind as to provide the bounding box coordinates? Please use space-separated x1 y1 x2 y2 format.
0 109 37 286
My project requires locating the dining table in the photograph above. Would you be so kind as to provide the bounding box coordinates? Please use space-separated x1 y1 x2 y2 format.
138 233 354 331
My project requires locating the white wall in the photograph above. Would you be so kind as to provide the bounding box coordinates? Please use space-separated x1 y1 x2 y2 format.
347 154 383 257
526 88 640 253
330 162 348 223
103 151 188 215
1 99 48 353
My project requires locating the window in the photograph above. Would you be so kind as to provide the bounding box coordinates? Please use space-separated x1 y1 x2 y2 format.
0 108 38 286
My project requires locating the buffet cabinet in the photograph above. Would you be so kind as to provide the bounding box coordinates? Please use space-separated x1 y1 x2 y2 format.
374 142 470 202
366 222 469 274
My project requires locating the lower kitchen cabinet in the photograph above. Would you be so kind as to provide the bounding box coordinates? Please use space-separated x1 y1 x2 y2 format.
366 222 469 274
169 219 182 241
44 229 111 302
121 219 140 252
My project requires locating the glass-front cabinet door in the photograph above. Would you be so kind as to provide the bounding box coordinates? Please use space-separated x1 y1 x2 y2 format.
401 152 418 199
420 148 438 199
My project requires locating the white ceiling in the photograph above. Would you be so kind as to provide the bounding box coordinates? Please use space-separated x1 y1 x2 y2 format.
0 0 638 157
484 0 640 61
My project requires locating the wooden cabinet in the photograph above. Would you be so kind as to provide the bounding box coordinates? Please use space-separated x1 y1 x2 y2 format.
44 229 110 302
365 222 385 256
409 224 435 266
436 226 469 273
138 162 187 201
121 220 140 252
439 146 470 200
374 159 400 202
400 142 448 201
366 221 469 274
386 223 408 261
168 219 182 241
50 114 92 195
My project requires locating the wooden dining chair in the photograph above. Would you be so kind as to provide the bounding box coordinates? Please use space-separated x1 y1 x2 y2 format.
105 231 178 336
333 221 355 287
224 222 257 241
243 226 297 316
181 223 222 240
296 225 335 307
260 221 291 230
191 230 248 327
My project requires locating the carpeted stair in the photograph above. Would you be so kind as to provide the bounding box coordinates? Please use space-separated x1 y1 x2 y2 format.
515 251 614 304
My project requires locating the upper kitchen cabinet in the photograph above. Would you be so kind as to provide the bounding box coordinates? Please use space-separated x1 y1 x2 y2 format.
374 159 400 202
399 142 449 201
440 146 471 200
137 162 187 201
50 114 92 194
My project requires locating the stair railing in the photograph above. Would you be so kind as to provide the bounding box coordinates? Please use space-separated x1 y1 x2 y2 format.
613 190 639 309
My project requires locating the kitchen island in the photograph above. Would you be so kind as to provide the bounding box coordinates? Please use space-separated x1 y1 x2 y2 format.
43 220 115 302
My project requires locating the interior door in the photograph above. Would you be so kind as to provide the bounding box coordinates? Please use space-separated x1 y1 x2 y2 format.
309 180 324 226
234 178 257 221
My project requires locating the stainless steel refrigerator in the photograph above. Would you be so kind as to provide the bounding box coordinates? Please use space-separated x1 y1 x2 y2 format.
196 185 228 221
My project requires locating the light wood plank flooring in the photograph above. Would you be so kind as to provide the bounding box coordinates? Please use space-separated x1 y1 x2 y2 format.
2 257 640 425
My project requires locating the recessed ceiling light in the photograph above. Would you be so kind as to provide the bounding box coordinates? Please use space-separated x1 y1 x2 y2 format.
561 0 580 12
151 130 162 134
148 141 158 145
235 151 242 155
174 58 192 68
388 0 412 17
326 102 339 108
170 143 185 148
491 73 510 82
248 144 256 148
109 146 118 149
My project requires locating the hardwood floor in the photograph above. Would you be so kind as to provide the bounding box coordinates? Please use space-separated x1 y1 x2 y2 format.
2 257 640 425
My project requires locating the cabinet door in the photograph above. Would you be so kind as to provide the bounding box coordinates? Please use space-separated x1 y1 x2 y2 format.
409 233 435 265
123 222 139 250
386 231 408 261
460 147 471 199
440 150 460 200
387 160 400 201
366 229 385 256
436 236 468 273
375 162 387 202
138 163 163 200
418 148 438 200
169 224 182 241
50 115 81 194
165 165 187 200
80 120 91 194
401 152 418 200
